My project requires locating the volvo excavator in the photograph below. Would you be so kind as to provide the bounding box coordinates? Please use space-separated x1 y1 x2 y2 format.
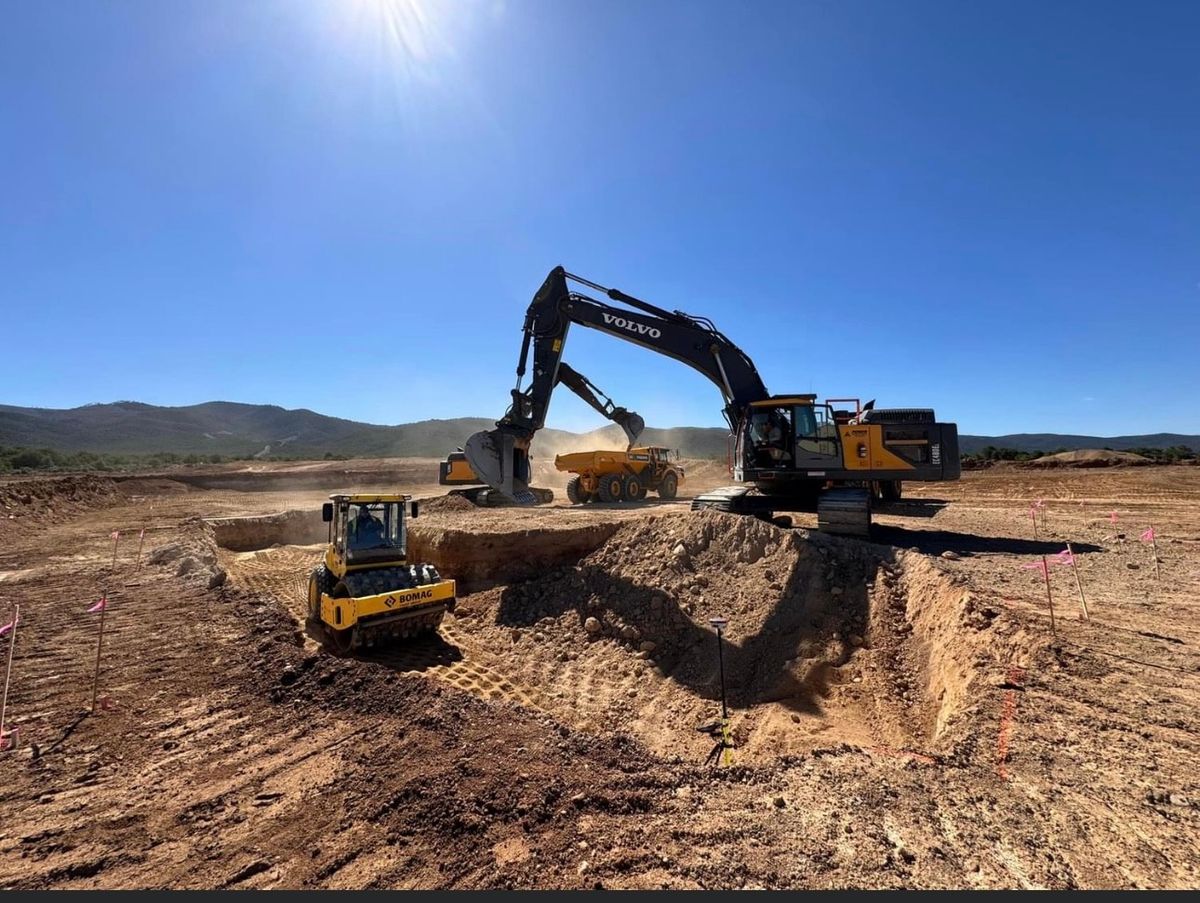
463 267 960 535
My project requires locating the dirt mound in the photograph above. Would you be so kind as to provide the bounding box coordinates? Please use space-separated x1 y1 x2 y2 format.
417 493 479 513
0 475 119 533
453 511 1036 763
1028 449 1151 468
410 521 624 592
115 477 192 496
147 518 229 588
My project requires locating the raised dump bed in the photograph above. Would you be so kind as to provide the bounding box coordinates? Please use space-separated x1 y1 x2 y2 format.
555 446 684 504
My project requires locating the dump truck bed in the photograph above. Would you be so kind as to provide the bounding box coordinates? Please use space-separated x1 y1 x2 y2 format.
554 449 645 473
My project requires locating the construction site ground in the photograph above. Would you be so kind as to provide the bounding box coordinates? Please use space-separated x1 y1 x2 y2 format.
1 459 1198 889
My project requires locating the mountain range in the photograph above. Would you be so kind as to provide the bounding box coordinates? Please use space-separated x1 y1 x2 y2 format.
0 401 1195 459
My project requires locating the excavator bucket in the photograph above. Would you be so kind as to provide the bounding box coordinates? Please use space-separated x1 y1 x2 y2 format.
613 411 646 449
463 428 537 505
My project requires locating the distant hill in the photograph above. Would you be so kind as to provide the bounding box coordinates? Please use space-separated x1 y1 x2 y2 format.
957 433 1200 454
0 402 1195 461
0 401 732 459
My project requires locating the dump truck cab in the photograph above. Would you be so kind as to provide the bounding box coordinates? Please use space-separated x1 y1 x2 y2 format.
307 494 456 652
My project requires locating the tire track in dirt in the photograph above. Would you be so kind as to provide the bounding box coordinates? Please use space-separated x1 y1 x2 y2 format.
220 546 550 713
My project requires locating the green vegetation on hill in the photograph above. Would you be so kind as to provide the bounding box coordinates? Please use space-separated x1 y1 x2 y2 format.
0 445 343 474
1123 445 1196 463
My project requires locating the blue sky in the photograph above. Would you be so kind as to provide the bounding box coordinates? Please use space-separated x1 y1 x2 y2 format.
2 0 1197 437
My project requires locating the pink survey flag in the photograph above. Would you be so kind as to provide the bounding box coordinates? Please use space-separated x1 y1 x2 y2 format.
1022 560 1050 577
1110 512 1118 524
110 530 119 540
0 613 17 638
0 726 18 750
87 597 108 613
1054 548 1074 566
1141 527 1155 542
1035 499 1046 509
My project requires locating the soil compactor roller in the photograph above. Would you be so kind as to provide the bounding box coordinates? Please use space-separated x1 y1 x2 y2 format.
306 494 456 653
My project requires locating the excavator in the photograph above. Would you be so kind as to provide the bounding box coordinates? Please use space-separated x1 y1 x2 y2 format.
463 267 960 535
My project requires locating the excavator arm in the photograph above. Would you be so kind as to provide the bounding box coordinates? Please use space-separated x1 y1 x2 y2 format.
465 266 769 502
555 362 645 448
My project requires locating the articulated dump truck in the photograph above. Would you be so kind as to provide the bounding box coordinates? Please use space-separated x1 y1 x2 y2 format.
556 446 683 503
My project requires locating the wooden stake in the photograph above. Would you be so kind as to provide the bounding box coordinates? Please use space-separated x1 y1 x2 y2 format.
110 532 120 573
1030 507 1038 539
1066 542 1089 620
91 596 109 714
1151 526 1161 580
135 528 146 573
1 604 18 747
1040 556 1056 636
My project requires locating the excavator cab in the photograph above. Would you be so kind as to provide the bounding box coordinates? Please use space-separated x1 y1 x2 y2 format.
744 397 842 471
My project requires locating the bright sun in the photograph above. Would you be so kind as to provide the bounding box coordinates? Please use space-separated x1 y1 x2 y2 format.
342 0 452 69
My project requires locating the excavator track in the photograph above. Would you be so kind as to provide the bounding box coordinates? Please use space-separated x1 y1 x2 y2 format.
449 487 554 507
693 485 874 537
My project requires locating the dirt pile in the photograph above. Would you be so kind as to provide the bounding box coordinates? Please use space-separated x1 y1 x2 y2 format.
416 493 478 513
147 518 229 588
0 475 119 532
409 522 624 592
480 511 1036 762
1028 449 1151 468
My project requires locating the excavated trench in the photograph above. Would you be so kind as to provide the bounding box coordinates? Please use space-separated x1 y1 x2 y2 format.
211 508 1027 765
206 509 623 591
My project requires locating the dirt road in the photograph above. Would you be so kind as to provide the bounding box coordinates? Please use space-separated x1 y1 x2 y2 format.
0 462 1197 888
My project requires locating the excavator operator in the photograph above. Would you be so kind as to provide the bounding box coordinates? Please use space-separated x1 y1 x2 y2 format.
750 409 792 466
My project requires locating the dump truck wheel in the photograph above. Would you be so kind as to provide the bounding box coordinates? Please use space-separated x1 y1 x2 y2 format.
658 470 679 500
881 480 903 503
622 474 643 502
597 474 624 503
566 475 586 505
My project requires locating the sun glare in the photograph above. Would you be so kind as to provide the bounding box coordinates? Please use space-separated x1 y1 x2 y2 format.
339 0 456 77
